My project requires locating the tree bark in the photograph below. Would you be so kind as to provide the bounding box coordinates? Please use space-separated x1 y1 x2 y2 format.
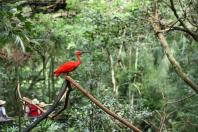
24 81 69 132
51 57 55 98
169 0 198 42
106 49 118 95
51 86 72 119
42 56 46 100
65 76 141 132
109 54 117 94
150 7 198 93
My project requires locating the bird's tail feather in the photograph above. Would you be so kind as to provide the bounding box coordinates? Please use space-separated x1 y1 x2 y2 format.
54 71 60 77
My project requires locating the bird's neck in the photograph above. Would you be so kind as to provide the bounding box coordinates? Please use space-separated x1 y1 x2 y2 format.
76 54 81 65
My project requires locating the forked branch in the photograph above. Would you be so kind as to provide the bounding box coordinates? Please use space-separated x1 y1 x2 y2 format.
52 83 72 119
24 81 70 132
169 0 198 41
150 3 198 93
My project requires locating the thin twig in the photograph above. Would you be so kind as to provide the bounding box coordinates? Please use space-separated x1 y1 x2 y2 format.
141 119 158 130
167 93 197 104
169 0 198 41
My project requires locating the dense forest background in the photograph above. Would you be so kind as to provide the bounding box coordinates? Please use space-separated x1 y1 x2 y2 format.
0 0 198 131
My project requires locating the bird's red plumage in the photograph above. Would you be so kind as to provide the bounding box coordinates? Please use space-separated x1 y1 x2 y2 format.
54 61 80 77
54 51 82 77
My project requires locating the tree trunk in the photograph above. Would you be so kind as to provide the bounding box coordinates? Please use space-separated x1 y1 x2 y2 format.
51 57 55 98
109 54 117 95
42 56 46 100
150 8 198 93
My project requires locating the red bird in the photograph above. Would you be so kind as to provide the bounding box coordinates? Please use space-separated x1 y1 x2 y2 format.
54 50 85 77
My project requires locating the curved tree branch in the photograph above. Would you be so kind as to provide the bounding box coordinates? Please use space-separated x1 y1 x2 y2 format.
24 81 69 132
51 85 72 119
150 6 198 93
169 0 198 41
15 83 48 114
65 76 141 132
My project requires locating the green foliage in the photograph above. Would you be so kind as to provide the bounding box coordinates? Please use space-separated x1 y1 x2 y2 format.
0 0 198 131
67 0 82 11
0 3 31 51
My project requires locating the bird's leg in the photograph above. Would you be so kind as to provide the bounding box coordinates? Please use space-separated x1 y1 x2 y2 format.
62 73 68 78
52 81 72 119
63 74 74 90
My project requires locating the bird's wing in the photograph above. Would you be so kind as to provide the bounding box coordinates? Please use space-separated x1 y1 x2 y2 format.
55 61 77 73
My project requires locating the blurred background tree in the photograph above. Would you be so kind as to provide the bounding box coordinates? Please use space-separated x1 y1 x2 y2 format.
0 0 197 131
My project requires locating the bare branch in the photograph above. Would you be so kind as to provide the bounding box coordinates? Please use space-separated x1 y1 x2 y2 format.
150 8 198 93
167 93 197 104
107 49 118 94
65 76 141 132
170 0 188 30
169 0 198 41
171 26 192 33
52 85 72 119
24 81 69 132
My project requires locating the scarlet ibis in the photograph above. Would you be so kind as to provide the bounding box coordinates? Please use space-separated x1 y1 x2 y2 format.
54 50 87 77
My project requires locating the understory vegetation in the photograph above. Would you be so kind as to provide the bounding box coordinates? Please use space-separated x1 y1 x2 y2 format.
0 0 198 131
